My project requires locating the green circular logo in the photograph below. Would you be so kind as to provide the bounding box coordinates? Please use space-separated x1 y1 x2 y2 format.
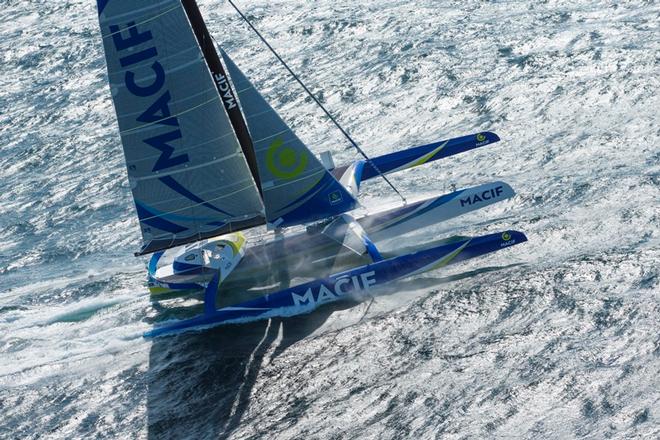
502 232 512 241
476 133 486 142
266 137 308 179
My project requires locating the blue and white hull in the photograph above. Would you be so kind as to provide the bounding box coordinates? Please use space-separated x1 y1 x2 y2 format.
145 230 527 337
148 181 515 295
93 0 527 340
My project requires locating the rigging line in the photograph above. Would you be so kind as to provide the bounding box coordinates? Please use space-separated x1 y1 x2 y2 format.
226 0 407 205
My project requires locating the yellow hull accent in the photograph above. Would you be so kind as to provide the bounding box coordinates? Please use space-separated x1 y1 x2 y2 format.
409 141 448 168
149 286 175 295
428 240 471 271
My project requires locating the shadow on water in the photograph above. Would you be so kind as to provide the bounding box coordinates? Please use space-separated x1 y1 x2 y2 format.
145 262 522 439
146 309 335 440
146 236 359 439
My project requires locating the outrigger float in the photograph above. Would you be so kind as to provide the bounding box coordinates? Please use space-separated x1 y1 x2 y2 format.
96 0 527 338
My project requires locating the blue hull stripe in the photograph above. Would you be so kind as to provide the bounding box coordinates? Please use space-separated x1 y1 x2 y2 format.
383 190 465 231
145 230 527 337
353 131 500 181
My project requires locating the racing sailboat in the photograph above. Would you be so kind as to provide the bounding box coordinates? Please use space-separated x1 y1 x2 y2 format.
96 0 527 337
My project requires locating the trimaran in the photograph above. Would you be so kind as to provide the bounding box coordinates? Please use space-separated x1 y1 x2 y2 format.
96 0 528 337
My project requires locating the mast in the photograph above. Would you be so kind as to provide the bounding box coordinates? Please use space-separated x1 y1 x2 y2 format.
96 0 266 256
181 0 263 196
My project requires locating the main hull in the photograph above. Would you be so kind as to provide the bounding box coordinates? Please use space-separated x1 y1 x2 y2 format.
145 230 527 337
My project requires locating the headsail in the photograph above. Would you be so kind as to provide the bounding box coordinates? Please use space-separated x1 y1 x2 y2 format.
220 49 357 228
97 0 264 254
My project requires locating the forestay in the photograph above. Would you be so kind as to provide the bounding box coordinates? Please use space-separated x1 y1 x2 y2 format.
220 49 357 228
97 0 264 254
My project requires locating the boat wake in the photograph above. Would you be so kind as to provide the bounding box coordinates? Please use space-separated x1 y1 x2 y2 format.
1 0 658 438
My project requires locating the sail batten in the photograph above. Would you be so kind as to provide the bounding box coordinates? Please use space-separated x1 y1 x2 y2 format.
118 96 220 135
129 153 243 182
125 133 238 167
100 3 181 36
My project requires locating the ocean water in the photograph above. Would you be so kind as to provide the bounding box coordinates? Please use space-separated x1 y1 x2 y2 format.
1 0 658 439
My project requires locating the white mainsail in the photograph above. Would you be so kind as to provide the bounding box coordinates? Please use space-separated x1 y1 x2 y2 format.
97 0 264 254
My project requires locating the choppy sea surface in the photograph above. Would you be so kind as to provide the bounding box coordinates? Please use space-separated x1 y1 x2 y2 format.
1 0 658 438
